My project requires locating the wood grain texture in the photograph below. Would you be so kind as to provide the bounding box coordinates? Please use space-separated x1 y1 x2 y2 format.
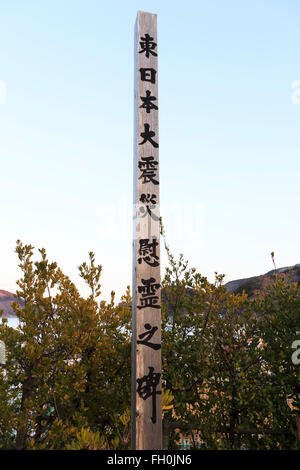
131 11 162 450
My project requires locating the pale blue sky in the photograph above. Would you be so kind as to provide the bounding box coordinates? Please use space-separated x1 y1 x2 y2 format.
0 0 300 301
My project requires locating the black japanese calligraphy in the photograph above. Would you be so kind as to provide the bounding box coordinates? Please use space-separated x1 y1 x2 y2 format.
138 157 159 185
140 193 156 205
137 323 161 350
140 90 158 114
139 193 159 220
139 68 156 84
136 366 161 423
139 33 157 58
138 238 159 267
134 14 161 444
137 277 161 310
139 123 159 148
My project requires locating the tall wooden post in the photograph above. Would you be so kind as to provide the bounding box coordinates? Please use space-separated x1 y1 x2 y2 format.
132 11 162 450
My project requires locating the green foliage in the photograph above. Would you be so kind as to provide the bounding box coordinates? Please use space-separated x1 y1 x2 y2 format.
0 237 299 450
160 224 300 449
0 241 131 450
66 427 108 450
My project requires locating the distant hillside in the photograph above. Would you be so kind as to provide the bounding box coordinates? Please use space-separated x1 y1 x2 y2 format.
225 263 300 297
0 290 24 318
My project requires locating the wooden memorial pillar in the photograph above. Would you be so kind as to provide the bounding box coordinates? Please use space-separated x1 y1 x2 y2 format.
131 11 162 450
